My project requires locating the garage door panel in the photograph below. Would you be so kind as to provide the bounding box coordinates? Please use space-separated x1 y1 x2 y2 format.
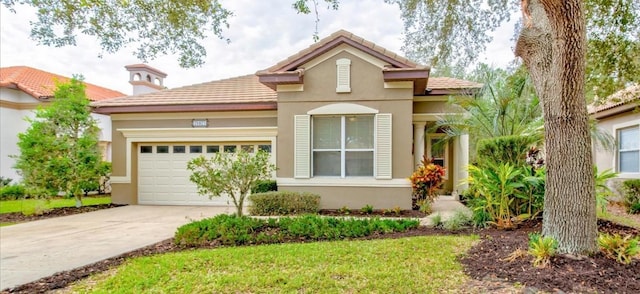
137 143 273 206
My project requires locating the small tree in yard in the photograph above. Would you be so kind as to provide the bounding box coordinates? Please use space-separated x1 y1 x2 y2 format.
13 77 103 207
187 150 275 217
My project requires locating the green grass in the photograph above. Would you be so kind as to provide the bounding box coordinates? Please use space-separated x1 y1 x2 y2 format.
0 196 111 214
71 235 477 293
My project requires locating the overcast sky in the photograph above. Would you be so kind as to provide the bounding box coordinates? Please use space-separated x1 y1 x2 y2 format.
1 0 518 95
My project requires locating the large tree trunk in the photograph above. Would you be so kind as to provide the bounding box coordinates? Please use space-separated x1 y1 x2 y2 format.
515 0 597 254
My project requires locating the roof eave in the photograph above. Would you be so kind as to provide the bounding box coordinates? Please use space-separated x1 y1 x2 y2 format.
256 70 304 90
92 102 278 115
383 68 430 95
267 35 418 73
424 87 483 96
591 102 639 119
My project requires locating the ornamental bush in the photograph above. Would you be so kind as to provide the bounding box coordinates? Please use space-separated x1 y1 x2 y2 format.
174 214 419 247
622 179 640 214
251 180 277 193
248 191 320 216
0 184 27 200
409 155 446 209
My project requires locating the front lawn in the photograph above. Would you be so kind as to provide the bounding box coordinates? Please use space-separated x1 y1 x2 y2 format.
0 196 111 214
71 235 477 293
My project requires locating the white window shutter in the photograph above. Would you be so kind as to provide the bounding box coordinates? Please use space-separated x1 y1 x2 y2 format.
375 113 392 179
294 115 311 178
336 58 351 93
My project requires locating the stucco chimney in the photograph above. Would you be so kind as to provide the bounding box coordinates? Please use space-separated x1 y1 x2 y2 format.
124 64 167 95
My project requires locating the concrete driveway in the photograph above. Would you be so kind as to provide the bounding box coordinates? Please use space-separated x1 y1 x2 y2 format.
0 205 231 290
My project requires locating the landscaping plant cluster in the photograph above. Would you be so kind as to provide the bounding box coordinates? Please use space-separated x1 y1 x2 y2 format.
623 179 640 214
464 135 545 229
174 214 419 247
409 155 446 212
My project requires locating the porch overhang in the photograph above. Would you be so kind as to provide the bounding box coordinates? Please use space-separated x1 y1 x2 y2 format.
382 68 430 95
256 69 305 90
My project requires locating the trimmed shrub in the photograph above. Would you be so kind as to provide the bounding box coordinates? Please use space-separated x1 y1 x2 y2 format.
252 180 277 193
0 184 27 200
174 214 419 247
475 135 538 167
622 179 640 214
0 176 12 187
248 191 320 216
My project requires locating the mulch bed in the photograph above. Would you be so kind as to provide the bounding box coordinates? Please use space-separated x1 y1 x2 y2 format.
1 206 638 294
318 209 426 218
461 219 640 294
0 204 125 224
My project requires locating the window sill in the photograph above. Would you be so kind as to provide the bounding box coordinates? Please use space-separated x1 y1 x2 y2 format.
616 173 640 179
277 177 411 187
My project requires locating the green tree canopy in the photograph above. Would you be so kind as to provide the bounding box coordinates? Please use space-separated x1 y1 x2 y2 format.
2 0 232 68
13 78 103 206
384 0 639 100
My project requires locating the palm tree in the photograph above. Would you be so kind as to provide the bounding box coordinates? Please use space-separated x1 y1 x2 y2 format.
432 65 543 160
432 65 615 161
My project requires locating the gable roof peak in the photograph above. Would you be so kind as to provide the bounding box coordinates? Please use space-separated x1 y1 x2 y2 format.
258 29 426 75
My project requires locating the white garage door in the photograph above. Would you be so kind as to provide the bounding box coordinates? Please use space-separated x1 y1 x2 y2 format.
138 143 272 206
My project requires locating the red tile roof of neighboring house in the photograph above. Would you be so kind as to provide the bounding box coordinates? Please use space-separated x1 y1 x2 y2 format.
588 84 640 114
0 66 125 101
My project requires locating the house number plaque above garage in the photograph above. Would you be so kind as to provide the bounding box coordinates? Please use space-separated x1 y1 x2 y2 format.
191 119 208 128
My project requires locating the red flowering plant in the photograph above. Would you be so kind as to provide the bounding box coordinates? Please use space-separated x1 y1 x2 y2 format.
410 155 446 209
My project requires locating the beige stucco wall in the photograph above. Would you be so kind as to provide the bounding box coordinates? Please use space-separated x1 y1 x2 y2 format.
413 101 452 113
275 50 414 209
109 111 277 205
593 110 640 201
282 186 412 210
593 111 640 178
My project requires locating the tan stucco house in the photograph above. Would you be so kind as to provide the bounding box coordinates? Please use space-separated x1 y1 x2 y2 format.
590 85 640 181
92 30 481 209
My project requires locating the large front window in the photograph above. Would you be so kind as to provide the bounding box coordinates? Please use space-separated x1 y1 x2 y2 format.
618 126 640 173
312 115 374 177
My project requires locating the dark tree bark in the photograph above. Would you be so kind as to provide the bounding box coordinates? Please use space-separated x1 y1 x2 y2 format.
516 0 597 254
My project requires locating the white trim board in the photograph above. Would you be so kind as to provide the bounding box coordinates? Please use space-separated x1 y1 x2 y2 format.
277 177 411 188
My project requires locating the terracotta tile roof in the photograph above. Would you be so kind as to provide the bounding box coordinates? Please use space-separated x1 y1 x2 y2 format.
92 74 276 107
588 84 640 114
258 29 425 74
0 66 125 101
427 77 483 89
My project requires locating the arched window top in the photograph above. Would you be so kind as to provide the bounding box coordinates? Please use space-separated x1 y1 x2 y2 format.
133 73 141 81
307 103 379 115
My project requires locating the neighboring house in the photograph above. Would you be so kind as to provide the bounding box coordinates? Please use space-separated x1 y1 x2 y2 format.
0 66 126 182
590 85 640 181
92 30 481 209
